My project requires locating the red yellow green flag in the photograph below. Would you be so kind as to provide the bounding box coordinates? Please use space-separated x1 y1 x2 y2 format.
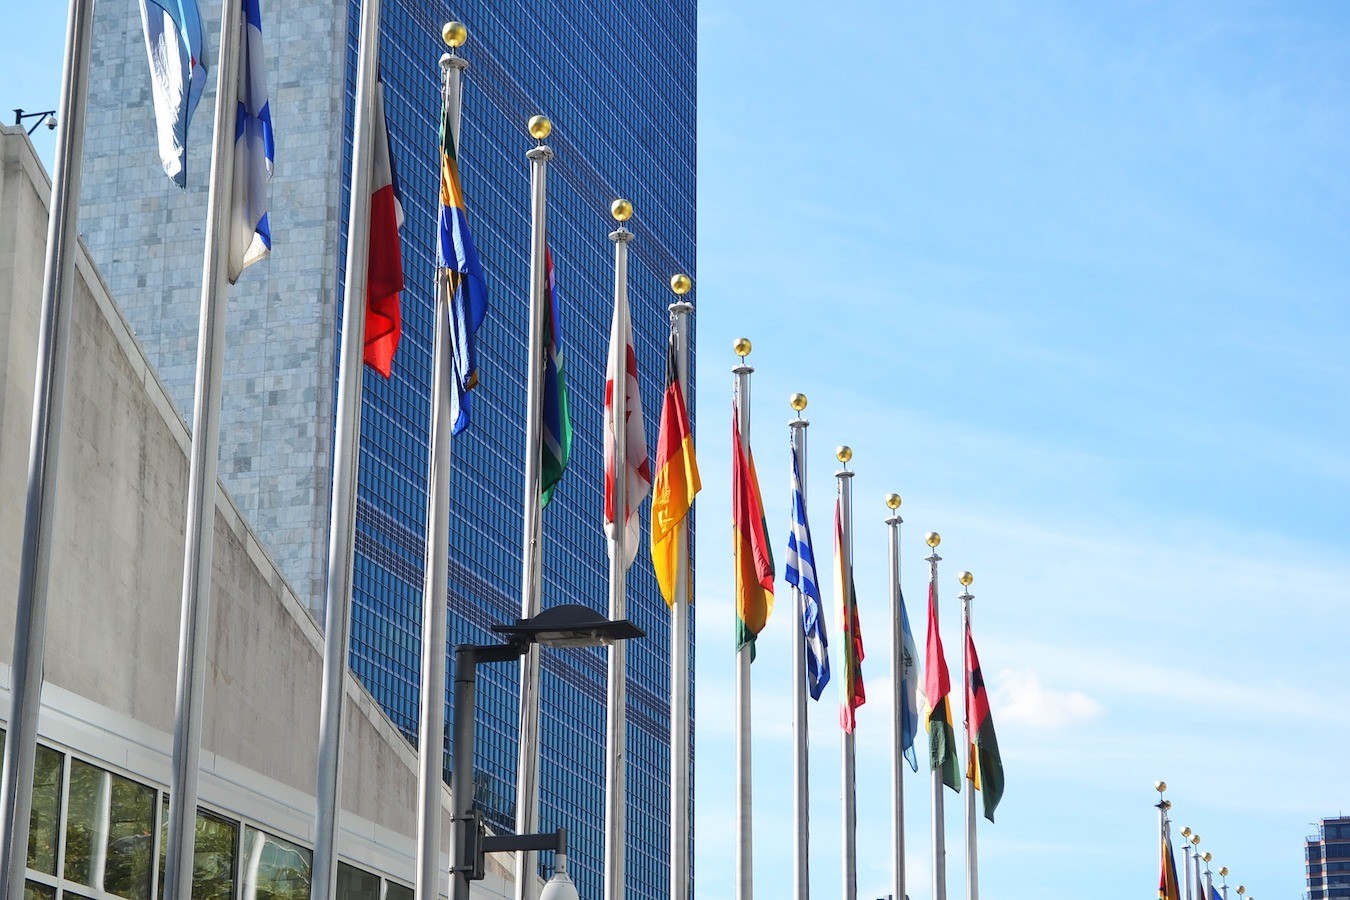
732 401 773 657
923 581 961 791
650 332 700 606
964 626 1005 820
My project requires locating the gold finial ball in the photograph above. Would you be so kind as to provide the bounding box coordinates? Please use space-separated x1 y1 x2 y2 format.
1191 834 1201 845
1219 867 1228 877
1155 780 1167 793
835 445 853 464
926 531 941 548
442 21 468 47
733 337 752 357
1160 799 1171 810
670 273 692 295
1203 852 1212 863
611 198 633 222
959 571 973 587
1181 827 1192 838
790 392 808 412
1236 888 1245 896
885 493 902 510
527 115 552 140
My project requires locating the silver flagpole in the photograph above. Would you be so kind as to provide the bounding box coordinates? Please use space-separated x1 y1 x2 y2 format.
926 532 947 900
310 0 383 893
0 0 94 895
163 0 247 894
668 275 694 900
1219 866 1229 900
836 447 857 900
1204 852 1214 900
959 572 978 900
413 24 468 900
885 493 905 900
513 114 554 900
1154 782 1172 900
603 201 635 900
1181 829 1193 900
732 337 754 900
788 395 810 900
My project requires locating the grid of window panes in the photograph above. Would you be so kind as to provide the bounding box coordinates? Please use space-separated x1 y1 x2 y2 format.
337 1 695 898
0 730 413 900
1308 818 1350 900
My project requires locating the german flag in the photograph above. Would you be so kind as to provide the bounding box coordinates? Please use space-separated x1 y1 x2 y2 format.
650 331 699 606
1159 831 1181 900
924 581 961 791
834 500 865 732
964 626 1005 821
732 401 773 657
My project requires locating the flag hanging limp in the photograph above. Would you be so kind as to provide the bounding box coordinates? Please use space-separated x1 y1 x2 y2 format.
363 80 404 377
437 83 488 435
784 445 827 697
1158 831 1180 900
139 0 208 188
834 501 865 732
964 626 1005 820
226 0 274 284
898 585 924 771
650 330 699 604
602 275 650 567
924 582 961 791
731 402 774 658
540 245 572 505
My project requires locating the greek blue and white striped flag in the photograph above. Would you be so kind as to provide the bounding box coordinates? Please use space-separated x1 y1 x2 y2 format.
785 443 829 699
227 0 274 283
898 583 924 771
139 0 208 188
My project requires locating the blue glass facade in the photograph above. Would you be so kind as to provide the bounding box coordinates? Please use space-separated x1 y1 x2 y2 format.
336 2 695 898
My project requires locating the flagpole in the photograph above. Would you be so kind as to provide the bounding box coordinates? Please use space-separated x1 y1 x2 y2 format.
885 493 906 900
927 532 947 900
603 201 635 900
309 0 382 895
835 447 858 900
157 0 251 893
1218 867 1229 900
789 395 811 900
408 26 468 900
732 337 754 900
0 1 94 895
668 274 695 900
1204 852 1214 900
514 114 555 900
1181 828 1193 900
959 572 978 900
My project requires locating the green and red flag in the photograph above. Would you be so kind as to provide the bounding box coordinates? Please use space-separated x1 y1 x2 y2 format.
923 581 961 791
732 401 773 657
834 499 865 732
964 626 1005 821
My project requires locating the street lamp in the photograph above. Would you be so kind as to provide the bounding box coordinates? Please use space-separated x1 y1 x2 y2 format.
449 604 644 900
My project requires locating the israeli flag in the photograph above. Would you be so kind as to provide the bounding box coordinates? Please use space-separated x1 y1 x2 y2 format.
785 444 830 699
139 0 208 187
228 0 274 283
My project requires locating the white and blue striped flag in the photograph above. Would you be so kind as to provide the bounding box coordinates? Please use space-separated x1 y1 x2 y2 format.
139 0 208 188
898 582 924 771
785 443 829 699
227 0 274 283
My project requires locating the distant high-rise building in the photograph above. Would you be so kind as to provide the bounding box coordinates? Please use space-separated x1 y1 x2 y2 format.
1307 816 1350 900
77 1 696 897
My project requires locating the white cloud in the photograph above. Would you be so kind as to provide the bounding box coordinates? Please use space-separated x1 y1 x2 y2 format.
989 667 1103 729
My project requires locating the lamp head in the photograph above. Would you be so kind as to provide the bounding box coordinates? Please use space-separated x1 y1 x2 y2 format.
492 604 643 648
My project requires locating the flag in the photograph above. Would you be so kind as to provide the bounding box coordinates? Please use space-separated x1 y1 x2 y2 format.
1195 858 1206 900
732 402 773 657
437 83 488 434
540 245 572 505
784 444 828 698
649 329 699 604
226 0 274 283
1158 832 1180 900
1210 887 1223 900
139 0 208 187
923 581 961 791
363 81 404 377
964 626 1005 821
834 501 865 731
898 584 924 772
602 272 651 567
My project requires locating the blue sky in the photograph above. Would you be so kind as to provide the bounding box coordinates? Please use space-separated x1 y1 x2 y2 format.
5 2 1350 899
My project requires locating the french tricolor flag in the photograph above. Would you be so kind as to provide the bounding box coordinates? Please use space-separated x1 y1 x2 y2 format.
363 81 405 377
139 0 208 188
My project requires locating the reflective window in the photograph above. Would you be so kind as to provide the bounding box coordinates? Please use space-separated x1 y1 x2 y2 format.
385 882 413 900
241 826 312 900
158 802 237 900
24 882 55 900
336 862 380 900
64 758 156 899
28 744 63 875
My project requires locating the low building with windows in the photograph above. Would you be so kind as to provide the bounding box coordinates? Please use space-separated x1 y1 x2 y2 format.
0 125 515 899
